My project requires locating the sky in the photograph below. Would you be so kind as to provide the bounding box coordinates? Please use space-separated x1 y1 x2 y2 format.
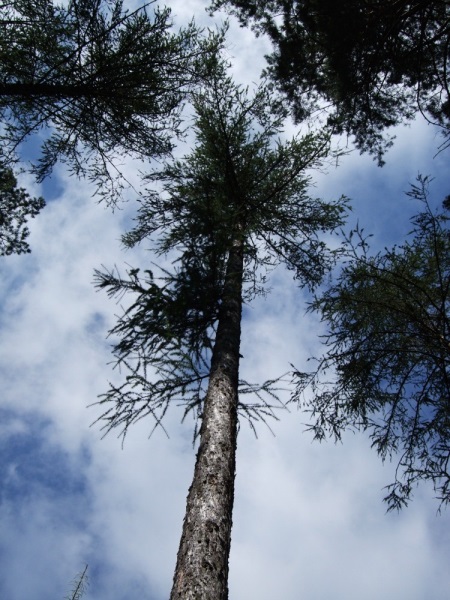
1 2 450 599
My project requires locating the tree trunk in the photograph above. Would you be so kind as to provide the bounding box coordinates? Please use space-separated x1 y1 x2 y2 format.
170 234 244 600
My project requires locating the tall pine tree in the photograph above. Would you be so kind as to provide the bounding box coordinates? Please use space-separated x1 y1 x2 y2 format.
95 58 347 598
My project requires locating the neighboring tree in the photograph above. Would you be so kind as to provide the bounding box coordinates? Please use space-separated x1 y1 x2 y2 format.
0 0 214 202
63 565 89 600
0 159 45 255
210 0 450 163
294 176 450 510
94 58 347 598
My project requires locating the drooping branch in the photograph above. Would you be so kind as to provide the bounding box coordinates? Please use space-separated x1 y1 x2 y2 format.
295 176 450 508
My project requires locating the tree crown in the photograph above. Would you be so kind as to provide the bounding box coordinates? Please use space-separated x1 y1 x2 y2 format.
94 58 348 439
210 0 450 163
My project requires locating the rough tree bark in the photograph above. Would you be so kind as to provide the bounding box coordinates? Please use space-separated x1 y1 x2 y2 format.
170 234 244 600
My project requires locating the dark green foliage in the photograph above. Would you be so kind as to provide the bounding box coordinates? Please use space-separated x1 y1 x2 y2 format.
94 58 347 439
0 0 213 202
295 176 450 508
211 0 450 163
0 160 45 255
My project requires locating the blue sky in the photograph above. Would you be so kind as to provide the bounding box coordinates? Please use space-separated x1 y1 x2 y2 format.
1 2 450 599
